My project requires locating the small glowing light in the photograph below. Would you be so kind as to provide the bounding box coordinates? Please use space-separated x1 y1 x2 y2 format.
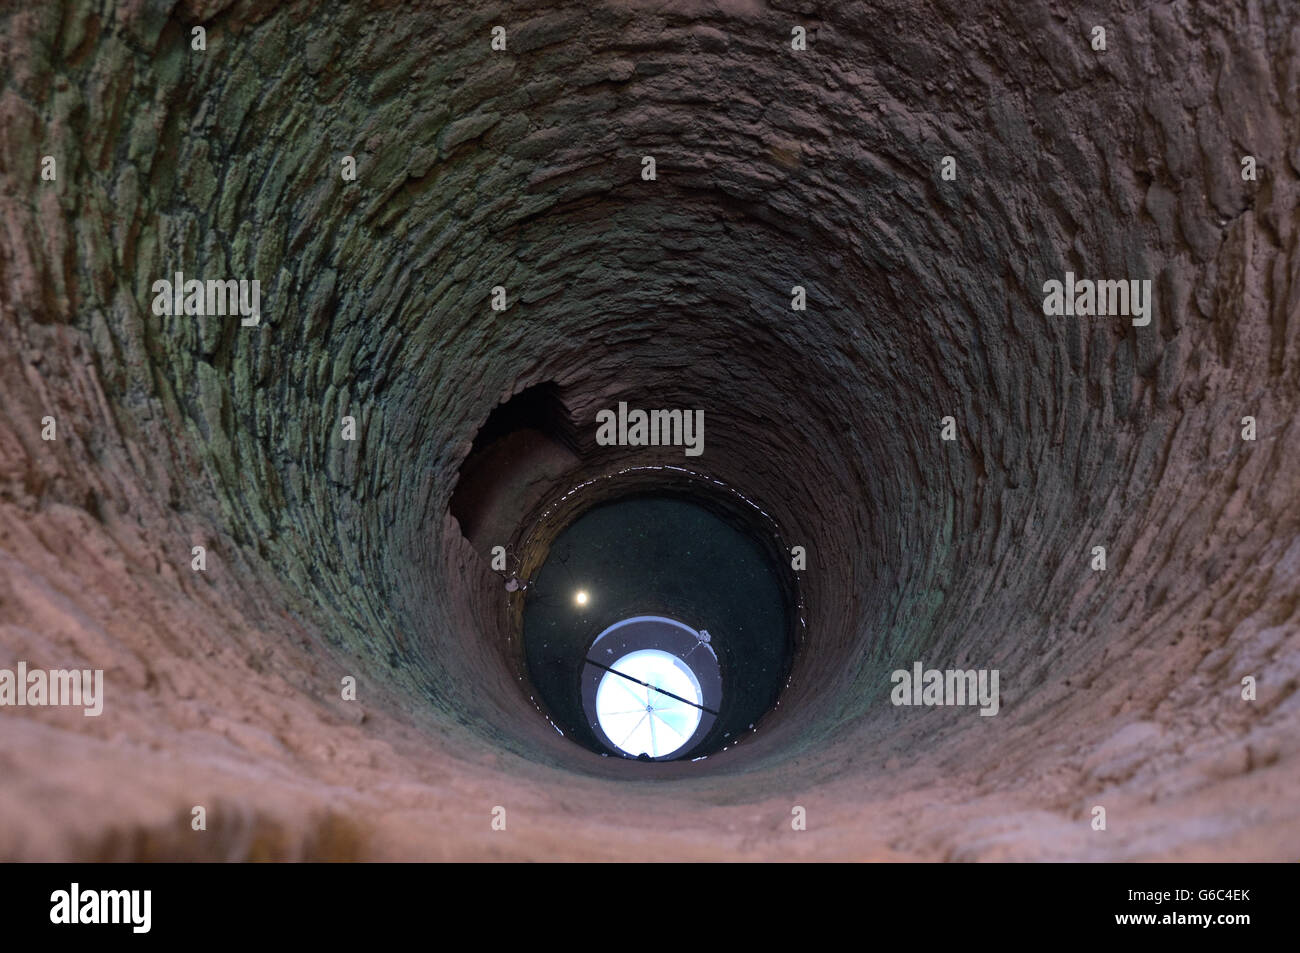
574 590 589 607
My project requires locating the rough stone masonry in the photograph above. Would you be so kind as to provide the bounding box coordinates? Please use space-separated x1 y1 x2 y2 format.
0 0 1297 860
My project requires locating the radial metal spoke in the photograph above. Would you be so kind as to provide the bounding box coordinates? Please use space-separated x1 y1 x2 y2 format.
615 713 649 750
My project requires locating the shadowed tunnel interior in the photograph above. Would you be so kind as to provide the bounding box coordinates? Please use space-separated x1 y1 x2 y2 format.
1 0 1298 860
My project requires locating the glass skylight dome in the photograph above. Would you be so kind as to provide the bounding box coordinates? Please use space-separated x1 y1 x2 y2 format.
594 649 704 758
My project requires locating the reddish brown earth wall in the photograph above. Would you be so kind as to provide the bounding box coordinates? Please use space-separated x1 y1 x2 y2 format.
0 0 1297 860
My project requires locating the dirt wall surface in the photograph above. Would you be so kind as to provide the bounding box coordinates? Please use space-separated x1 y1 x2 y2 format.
0 0 1298 861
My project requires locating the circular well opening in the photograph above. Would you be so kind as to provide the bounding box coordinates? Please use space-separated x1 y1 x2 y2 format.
595 648 704 758
582 616 722 760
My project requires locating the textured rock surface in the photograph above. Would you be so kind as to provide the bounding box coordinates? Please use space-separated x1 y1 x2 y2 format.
0 0 1298 860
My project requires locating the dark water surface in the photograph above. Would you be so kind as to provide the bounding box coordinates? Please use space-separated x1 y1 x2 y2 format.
523 493 794 760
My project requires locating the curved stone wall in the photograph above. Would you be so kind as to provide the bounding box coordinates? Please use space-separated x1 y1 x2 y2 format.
1 0 1297 860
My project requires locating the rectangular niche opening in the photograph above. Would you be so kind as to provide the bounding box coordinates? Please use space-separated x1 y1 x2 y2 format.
450 381 581 549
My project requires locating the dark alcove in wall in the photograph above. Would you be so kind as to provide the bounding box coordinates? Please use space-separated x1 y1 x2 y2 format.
450 381 581 550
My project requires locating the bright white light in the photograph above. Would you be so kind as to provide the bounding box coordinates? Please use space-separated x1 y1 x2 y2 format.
595 649 703 758
574 590 589 607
